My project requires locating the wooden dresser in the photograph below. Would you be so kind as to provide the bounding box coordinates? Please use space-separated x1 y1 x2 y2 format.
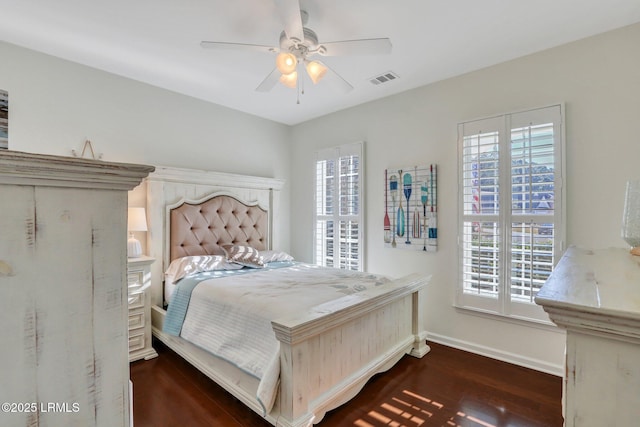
127 256 157 362
536 246 640 427
0 151 153 427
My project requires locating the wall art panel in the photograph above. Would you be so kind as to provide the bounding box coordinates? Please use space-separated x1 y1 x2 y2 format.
384 165 437 251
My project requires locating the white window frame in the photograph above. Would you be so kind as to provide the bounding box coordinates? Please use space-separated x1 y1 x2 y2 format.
457 105 565 323
314 142 364 271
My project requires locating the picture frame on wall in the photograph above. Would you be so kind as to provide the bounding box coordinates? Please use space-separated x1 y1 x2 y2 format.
0 90 7 149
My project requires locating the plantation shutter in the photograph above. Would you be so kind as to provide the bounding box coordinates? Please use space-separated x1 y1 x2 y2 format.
458 105 564 322
314 142 364 271
507 107 563 319
459 116 504 313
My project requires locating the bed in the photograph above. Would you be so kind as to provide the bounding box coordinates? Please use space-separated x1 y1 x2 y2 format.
145 166 431 427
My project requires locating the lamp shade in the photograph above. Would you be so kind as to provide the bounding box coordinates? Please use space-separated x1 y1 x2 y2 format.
279 71 298 88
127 207 146 258
622 180 640 255
276 52 297 75
128 207 147 232
306 60 327 84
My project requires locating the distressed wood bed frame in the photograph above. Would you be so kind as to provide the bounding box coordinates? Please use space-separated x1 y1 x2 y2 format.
145 166 431 427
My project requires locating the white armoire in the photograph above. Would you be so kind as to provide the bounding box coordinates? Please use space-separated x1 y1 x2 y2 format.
0 151 153 427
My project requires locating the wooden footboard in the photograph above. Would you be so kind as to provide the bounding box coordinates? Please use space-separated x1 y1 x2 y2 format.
272 273 430 426
152 273 430 427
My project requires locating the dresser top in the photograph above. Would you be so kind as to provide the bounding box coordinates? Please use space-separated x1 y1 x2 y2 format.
127 256 155 267
536 246 640 321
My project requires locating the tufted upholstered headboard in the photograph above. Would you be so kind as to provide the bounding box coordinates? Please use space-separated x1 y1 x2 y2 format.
168 193 268 262
144 166 285 307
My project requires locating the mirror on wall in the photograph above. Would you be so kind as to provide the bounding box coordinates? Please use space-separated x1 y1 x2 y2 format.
0 90 7 149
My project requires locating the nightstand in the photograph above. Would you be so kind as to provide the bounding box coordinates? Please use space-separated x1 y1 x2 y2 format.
127 256 158 362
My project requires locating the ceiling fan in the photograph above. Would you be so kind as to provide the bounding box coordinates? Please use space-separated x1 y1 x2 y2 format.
200 0 392 96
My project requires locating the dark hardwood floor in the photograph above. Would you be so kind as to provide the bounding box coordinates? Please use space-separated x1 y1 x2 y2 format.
130 340 562 427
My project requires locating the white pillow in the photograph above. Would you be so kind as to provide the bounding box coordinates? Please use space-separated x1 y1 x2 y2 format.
164 255 242 283
261 250 294 263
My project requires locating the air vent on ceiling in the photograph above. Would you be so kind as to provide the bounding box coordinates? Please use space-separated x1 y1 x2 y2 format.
369 71 399 86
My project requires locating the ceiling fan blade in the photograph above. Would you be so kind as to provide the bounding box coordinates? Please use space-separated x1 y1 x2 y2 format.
322 63 354 93
273 0 304 42
200 41 277 54
256 68 281 92
319 38 392 56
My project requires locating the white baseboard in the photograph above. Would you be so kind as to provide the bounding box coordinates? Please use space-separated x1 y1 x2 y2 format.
427 332 564 377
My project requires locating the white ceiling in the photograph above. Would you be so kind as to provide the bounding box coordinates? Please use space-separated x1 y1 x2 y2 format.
2 0 640 126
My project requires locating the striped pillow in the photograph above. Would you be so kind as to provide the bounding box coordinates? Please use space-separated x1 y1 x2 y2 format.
221 244 265 268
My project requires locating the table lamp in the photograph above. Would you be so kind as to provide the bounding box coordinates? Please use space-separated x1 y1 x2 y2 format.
127 207 147 258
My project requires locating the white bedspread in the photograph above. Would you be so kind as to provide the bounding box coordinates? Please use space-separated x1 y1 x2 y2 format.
177 263 388 414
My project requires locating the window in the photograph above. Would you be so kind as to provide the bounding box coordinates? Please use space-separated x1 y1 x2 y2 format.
314 142 364 271
457 105 564 322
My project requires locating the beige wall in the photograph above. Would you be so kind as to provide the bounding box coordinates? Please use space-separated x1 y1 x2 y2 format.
290 22 640 374
0 40 292 254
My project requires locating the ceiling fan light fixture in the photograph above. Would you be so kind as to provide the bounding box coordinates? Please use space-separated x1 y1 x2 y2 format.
276 52 297 75
279 71 298 88
306 60 328 84
201 7 390 95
